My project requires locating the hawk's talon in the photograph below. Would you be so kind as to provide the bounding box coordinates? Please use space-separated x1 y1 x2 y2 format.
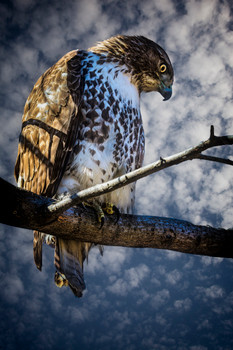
99 216 105 229
44 234 56 247
101 202 115 215
54 271 69 288
82 201 104 225
102 202 120 223
82 201 120 227
112 205 120 224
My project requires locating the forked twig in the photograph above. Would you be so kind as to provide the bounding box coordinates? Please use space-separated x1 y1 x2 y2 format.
47 126 233 216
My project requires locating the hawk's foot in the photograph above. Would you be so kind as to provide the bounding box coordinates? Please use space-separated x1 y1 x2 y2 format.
101 202 120 224
54 271 69 288
83 201 105 228
44 234 56 248
83 201 120 227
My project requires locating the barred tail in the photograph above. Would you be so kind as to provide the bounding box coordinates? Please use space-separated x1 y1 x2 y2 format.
33 231 43 271
54 238 92 297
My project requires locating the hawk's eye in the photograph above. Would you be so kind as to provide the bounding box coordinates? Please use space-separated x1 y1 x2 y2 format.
159 64 167 73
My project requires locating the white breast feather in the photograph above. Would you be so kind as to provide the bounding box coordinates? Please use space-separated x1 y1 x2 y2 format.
58 61 141 212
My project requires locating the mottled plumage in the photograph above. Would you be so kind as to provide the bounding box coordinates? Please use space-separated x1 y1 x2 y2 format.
15 35 173 296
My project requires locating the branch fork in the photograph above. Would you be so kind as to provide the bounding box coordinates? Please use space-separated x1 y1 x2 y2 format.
47 125 233 216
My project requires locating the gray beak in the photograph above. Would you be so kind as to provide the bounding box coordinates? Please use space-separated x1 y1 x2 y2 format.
159 82 172 101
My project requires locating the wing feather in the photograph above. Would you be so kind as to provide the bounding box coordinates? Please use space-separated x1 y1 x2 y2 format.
15 50 83 197
15 50 84 270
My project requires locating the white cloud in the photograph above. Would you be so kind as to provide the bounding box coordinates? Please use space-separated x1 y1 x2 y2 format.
88 246 132 275
166 269 182 285
196 284 225 301
164 250 183 260
107 263 149 296
186 0 218 25
0 273 25 304
201 256 223 266
68 305 91 323
190 346 208 350
150 288 170 309
197 319 212 330
0 1 233 348
174 297 192 311
187 51 225 86
125 264 150 287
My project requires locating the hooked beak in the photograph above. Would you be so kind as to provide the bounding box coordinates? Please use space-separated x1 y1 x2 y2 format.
159 82 172 101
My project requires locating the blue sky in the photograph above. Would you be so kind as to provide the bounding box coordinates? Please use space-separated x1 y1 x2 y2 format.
0 0 233 349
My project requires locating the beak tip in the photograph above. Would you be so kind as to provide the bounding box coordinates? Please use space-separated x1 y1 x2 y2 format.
162 90 172 101
159 83 172 101
163 94 171 101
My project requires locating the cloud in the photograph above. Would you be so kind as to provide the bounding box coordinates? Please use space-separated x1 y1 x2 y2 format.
166 269 182 285
196 284 225 301
88 246 132 275
190 346 208 350
201 256 224 266
107 263 150 296
174 297 192 311
1 0 233 349
150 289 170 309
0 273 25 304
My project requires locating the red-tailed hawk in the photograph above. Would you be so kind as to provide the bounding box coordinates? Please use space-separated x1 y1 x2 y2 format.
15 35 173 297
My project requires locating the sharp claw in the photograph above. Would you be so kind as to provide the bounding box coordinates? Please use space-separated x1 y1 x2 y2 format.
99 216 105 229
82 201 120 227
54 271 69 288
112 205 120 224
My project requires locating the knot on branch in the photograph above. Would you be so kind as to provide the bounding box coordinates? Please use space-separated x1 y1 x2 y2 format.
160 157 166 164
210 125 216 141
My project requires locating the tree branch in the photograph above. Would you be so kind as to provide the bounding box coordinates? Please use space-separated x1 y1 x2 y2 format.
1 127 232 259
1 177 233 259
196 154 233 166
46 126 233 216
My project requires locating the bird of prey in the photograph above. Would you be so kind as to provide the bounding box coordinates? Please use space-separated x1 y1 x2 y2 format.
15 35 173 297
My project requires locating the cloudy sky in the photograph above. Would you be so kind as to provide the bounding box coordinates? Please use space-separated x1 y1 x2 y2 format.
0 0 233 349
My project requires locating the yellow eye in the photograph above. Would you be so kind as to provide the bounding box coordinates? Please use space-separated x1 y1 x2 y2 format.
160 64 167 73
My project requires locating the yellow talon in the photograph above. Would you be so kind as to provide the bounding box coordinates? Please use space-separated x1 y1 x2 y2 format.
102 202 115 215
102 202 120 223
54 272 69 288
106 207 114 215
83 201 120 227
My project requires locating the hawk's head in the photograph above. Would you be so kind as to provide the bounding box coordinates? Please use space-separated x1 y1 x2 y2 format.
90 35 174 100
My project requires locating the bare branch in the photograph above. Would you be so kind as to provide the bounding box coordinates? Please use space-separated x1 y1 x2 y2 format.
197 154 233 166
1 177 233 259
47 128 233 216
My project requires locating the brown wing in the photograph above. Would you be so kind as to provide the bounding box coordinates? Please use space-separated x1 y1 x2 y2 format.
14 50 84 269
15 50 83 196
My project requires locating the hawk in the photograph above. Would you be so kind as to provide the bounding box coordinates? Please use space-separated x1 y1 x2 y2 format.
15 35 173 296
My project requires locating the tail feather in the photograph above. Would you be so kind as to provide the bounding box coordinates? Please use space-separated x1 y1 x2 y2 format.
33 231 43 271
54 238 92 297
